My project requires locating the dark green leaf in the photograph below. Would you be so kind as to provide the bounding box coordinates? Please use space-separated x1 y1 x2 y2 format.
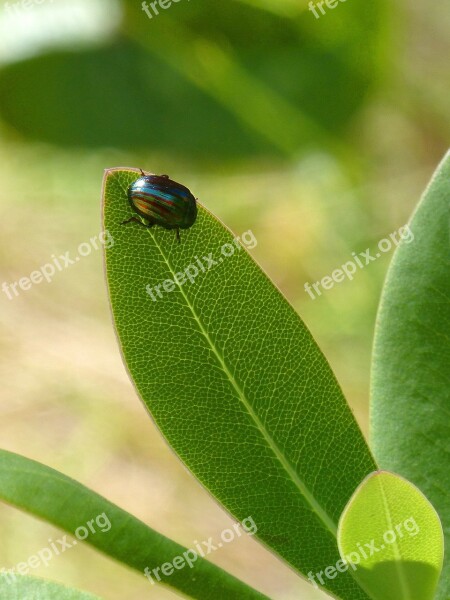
0 449 268 600
371 151 450 599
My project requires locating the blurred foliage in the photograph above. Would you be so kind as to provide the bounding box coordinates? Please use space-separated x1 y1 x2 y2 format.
0 0 388 160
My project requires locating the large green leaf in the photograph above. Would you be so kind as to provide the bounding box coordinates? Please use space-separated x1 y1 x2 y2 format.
0 574 101 599
103 167 377 600
0 449 268 600
371 150 450 599
337 471 444 600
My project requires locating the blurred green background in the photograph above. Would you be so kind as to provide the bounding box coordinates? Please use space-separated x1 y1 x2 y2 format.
0 0 448 598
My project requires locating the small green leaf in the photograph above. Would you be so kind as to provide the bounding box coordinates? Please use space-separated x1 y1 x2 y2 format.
103 167 377 600
0 573 101 599
0 449 269 600
337 471 444 600
371 150 450 599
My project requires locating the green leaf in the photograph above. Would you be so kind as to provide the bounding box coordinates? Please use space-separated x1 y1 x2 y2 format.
103 167 377 600
371 150 450 599
0 449 269 600
337 471 444 600
0 573 101 599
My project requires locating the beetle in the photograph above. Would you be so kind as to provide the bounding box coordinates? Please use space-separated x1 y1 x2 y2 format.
122 170 197 242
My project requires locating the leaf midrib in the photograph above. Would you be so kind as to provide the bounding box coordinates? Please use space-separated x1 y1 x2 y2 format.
378 475 412 600
145 225 338 538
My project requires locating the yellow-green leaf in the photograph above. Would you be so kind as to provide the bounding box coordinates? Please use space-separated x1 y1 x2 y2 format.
337 471 444 600
0 573 101 600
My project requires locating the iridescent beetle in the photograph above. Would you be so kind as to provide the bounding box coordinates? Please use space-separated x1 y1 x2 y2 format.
122 170 197 242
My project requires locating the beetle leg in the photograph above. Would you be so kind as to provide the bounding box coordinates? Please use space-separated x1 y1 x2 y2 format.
139 168 146 176
176 228 181 243
121 216 142 226
121 217 154 228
